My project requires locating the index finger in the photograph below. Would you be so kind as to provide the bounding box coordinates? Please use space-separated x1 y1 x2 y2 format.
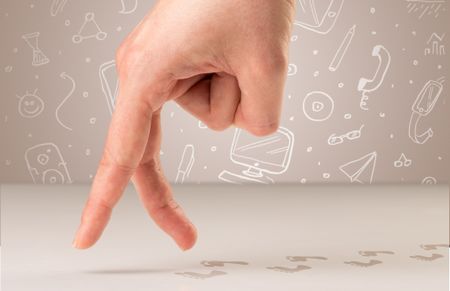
72 92 153 249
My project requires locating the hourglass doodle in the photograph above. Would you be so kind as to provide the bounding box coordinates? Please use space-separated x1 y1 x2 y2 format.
22 32 50 67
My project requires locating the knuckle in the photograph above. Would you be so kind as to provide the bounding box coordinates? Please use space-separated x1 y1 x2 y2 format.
115 41 145 76
100 147 137 175
252 47 288 77
158 197 180 211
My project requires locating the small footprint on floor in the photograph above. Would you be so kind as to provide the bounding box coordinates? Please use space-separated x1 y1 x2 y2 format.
410 253 444 262
420 244 448 251
358 250 395 257
344 260 383 268
174 270 227 280
201 260 249 267
267 265 312 273
286 256 328 262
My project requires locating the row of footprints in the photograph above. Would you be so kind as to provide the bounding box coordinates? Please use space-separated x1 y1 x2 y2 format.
174 244 448 280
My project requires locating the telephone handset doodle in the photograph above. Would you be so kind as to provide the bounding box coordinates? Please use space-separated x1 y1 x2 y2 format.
294 0 345 35
408 77 445 145
358 45 391 110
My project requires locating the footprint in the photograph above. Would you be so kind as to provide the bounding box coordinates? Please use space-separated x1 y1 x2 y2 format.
410 253 444 262
174 270 227 280
358 250 395 257
267 265 312 273
344 260 383 268
201 260 249 267
420 244 448 251
286 256 328 262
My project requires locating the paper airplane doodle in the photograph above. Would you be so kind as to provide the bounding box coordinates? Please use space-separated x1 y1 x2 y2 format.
339 151 377 184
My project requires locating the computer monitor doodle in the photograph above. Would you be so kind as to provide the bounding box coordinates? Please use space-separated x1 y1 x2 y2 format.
218 127 294 184
294 0 345 35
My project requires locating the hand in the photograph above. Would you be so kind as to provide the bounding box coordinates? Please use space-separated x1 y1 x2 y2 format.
72 0 296 251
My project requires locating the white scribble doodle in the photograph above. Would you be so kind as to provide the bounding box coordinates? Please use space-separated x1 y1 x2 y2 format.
198 120 208 129
218 127 294 184
73 13 107 44
302 91 335 122
286 256 328 262
420 244 448 250
339 151 377 184
267 265 312 273
25 143 72 184
56 72 75 131
408 77 445 144
410 253 444 261
329 25 355 72
119 0 138 14
406 0 446 19
174 270 227 280
201 260 249 267
358 251 395 257
50 0 68 16
421 176 437 184
328 124 364 146
175 144 195 184
344 260 382 268
22 32 50 67
394 153 412 168
358 45 391 110
99 60 119 114
294 0 345 34
425 33 446 56
17 89 45 118
287 64 298 76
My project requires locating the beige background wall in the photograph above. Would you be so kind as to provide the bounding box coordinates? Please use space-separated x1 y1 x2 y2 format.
1 0 449 184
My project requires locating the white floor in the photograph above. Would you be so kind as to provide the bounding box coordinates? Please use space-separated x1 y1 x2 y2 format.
1 184 449 291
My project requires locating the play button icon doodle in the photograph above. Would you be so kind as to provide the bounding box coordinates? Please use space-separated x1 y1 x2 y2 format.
302 91 335 122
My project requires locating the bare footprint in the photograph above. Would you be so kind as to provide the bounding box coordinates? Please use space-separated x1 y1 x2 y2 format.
358 251 395 257
344 260 383 268
286 256 328 262
410 253 444 262
201 260 249 267
420 244 448 251
174 270 227 280
267 265 312 273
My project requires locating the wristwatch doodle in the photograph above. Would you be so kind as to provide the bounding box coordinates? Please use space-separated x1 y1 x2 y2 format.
408 77 445 145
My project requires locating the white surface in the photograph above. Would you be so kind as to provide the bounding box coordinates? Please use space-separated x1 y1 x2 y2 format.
1 184 449 291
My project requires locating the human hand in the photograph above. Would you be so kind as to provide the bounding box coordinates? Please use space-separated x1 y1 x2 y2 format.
72 0 296 251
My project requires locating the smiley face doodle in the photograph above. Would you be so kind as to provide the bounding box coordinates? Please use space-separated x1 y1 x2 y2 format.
17 89 45 118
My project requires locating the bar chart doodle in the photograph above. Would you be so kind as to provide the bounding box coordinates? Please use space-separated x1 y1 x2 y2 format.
424 33 446 56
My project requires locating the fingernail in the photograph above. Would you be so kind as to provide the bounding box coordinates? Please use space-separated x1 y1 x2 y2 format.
72 236 79 249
